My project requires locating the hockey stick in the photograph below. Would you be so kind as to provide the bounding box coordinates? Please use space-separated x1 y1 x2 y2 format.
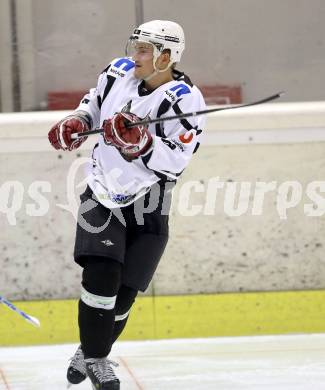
73 91 284 139
0 295 41 327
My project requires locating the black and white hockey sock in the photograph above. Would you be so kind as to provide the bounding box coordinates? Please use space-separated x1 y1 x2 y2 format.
78 292 116 358
78 258 122 358
111 285 138 344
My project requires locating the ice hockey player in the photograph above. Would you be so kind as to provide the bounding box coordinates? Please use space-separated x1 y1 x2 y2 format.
48 20 206 390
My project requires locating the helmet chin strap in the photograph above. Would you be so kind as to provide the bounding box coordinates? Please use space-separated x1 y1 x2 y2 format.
142 49 173 82
142 69 159 82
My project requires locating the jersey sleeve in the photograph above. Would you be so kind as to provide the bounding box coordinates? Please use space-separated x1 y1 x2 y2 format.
142 86 206 180
74 72 106 129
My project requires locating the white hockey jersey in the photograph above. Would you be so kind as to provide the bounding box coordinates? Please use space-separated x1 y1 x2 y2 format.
76 57 206 208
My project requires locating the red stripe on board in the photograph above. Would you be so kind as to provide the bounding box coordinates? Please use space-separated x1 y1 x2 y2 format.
118 356 144 390
0 368 10 390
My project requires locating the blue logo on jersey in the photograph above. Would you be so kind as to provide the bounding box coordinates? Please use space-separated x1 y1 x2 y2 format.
169 84 191 97
113 58 135 71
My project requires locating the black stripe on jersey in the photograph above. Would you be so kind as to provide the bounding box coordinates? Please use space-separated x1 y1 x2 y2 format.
172 100 194 131
97 95 102 109
101 75 117 105
97 64 114 109
172 99 203 154
193 142 200 154
155 99 171 137
153 170 174 182
138 80 153 96
172 69 193 87
141 152 183 181
141 152 170 181
182 73 194 87
101 64 111 74
161 168 184 177
152 169 178 184
91 142 99 161
141 150 153 168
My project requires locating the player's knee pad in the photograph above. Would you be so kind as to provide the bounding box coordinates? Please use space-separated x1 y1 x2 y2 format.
115 285 138 321
81 257 122 302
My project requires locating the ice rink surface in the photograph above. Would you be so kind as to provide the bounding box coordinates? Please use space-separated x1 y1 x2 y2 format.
1 334 325 389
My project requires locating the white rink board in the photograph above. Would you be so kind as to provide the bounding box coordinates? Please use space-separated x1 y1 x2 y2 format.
1 103 325 299
1 335 325 390
1 101 325 149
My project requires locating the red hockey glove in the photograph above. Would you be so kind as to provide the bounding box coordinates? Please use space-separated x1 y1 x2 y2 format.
102 113 153 160
48 112 91 151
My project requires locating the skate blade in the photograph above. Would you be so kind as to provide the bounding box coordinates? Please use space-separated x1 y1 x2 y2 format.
67 382 73 389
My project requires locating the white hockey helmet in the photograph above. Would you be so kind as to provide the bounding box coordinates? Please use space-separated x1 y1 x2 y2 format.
126 20 185 68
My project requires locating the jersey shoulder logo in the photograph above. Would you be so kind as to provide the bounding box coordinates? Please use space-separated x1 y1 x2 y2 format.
165 83 191 102
169 83 191 96
108 58 135 78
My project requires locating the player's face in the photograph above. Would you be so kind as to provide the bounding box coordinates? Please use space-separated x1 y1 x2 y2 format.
129 42 155 79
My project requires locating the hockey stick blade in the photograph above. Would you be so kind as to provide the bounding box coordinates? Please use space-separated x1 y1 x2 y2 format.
0 295 41 327
73 91 284 139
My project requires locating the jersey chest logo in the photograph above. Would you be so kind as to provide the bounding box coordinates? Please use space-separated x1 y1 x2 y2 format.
120 100 151 124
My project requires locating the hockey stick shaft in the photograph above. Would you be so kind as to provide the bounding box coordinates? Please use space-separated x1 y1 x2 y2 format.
129 91 284 127
74 91 284 139
0 295 41 327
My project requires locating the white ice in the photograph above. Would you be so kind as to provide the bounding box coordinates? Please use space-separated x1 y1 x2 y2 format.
1 334 325 389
